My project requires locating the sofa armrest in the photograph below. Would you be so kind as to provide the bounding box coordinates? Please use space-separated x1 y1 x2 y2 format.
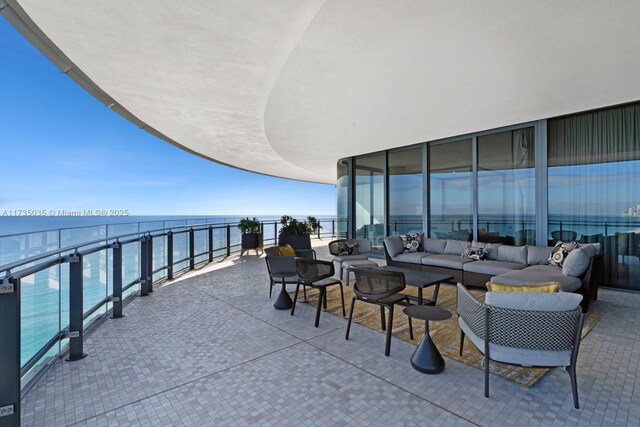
579 254 602 312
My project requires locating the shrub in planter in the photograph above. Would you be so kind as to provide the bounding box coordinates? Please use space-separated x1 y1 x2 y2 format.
278 215 312 249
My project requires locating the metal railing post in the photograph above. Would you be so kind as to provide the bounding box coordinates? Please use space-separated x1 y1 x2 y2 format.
0 276 20 427
167 232 174 280
146 235 154 293
189 228 195 270
111 242 123 319
226 225 231 256
208 226 213 263
274 222 278 245
332 220 335 237
140 236 150 296
66 252 87 361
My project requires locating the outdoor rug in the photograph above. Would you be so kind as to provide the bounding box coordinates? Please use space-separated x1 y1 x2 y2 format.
300 282 602 387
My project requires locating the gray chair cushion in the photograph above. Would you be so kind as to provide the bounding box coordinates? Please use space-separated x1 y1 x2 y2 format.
562 245 595 277
391 252 430 264
463 260 526 275
496 245 528 264
422 254 474 269
459 317 572 366
527 245 553 265
443 239 469 255
472 241 502 260
333 254 368 263
491 265 582 292
424 238 447 254
384 236 405 257
485 291 583 311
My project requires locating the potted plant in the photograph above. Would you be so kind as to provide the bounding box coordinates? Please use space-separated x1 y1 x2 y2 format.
307 216 322 236
237 217 263 255
278 215 312 249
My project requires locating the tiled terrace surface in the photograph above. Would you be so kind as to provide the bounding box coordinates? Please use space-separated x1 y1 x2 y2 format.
21 239 640 426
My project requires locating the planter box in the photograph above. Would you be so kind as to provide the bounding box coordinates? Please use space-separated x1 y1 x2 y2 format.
278 234 311 250
241 233 263 255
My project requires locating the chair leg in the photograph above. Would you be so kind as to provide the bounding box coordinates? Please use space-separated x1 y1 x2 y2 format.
314 287 324 327
291 282 301 316
404 297 414 340
484 357 490 398
339 262 343 280
345 296 356 340
459 330 465 356
323 288 328 309
385 304 394 356
303 285 307 301
567 365 580 409
339 284 346 317
269 279 273 298
380 306 386 331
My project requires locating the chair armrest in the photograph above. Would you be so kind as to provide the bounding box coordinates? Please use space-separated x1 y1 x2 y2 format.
295 248 316 259
456 283 485 338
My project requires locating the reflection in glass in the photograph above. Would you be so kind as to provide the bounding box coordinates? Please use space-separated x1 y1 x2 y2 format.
388 147 423 236
354 154 385 253
478 128 535 245
429 139 472 241
548 104 640 289
337 159 350 238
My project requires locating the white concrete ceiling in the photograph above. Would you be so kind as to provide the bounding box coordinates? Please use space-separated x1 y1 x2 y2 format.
8 0 640 184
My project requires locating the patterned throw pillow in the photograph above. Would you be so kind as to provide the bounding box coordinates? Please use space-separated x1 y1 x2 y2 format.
400 233 424 253
338 243 358 256
462 244 487 260
549 240 578 267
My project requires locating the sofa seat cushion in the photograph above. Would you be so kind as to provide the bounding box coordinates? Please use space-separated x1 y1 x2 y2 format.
491 265 582 292
422 254 475 269
459 317 572 367
391 252 430 264
463 260 526 276
333 254 368 263
485 291 582 311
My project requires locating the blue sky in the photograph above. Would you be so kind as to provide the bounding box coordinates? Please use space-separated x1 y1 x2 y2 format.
0 17 335 216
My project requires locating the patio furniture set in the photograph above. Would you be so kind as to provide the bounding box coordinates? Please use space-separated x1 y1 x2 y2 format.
264 236 589 409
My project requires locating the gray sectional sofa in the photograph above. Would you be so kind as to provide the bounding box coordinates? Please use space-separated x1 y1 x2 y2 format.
383 236 602 312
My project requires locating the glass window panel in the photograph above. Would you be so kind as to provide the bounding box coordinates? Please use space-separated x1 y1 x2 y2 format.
548 103 640 289
478 128 536 245
337 159 350 239
388 147 423 236
354 154 385 253
429 139 472 241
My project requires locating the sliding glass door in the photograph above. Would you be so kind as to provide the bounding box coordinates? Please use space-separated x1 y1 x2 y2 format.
548 104 640 289
354 154 385 253
429 139 473 241
477 128 536 245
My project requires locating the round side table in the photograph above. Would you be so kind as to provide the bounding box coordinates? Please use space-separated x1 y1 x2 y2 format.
403 305 451 374
270 272 296 310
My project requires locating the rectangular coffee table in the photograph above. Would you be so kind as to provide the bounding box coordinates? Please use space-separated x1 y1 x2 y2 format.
375 266 453 306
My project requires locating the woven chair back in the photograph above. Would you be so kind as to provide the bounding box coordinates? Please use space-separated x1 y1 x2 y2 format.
353 268 405 301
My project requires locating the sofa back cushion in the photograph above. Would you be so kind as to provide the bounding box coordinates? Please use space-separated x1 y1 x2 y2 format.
384 236 405 257
562 245 595 277
424 237 447 254
527 245 553 265
443 239 469 255
496 245 528 264
486 291 583 312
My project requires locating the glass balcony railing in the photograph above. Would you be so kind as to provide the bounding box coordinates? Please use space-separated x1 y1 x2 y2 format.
0 216 337 424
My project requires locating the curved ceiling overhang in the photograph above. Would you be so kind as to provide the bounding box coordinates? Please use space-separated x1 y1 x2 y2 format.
5 1 640 184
